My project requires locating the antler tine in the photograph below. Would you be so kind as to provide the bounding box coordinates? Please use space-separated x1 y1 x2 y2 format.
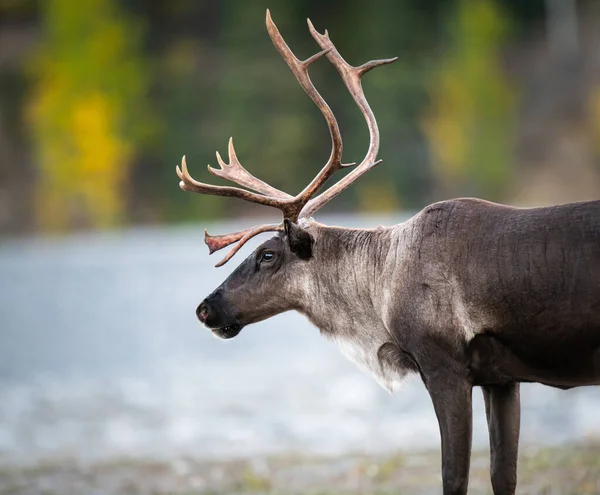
209 138 293 200
299 21 398 219
204 226 247 255
205 223 284 267
177 155 289 208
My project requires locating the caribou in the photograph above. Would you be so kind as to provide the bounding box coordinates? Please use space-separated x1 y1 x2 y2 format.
176 10 600 495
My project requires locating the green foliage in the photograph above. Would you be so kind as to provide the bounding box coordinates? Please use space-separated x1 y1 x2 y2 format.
155 35 227 222
28 0 155 231
5 0 535 233
423 0 517 200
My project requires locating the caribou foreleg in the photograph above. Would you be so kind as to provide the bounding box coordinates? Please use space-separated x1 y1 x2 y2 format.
482 383 520 495
419 358 473 495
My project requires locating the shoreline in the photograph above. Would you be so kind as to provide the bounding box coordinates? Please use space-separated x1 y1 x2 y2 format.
1 442 599 494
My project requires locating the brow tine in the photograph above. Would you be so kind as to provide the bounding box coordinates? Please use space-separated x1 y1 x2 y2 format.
205 223 284 267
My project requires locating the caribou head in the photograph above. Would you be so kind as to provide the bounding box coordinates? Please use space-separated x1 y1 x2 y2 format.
196 218 315 339
178 10 396 339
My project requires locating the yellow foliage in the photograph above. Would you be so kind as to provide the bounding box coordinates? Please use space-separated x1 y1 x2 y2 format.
357 180 400 213
591 85 600 151
32 89 132 230
27 0 151 231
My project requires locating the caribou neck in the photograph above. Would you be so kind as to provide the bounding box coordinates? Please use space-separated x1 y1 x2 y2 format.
297 221 399 336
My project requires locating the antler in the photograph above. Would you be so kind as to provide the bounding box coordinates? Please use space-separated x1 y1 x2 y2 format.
204 223 284 267
266 11 348 203
209 138 292 200
299 21 397 219
177 10 396 266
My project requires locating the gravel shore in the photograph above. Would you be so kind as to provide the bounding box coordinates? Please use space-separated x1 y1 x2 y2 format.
2 442 599 495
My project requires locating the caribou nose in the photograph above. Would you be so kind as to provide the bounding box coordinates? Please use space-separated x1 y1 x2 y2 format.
197 289 223 324
197 302 209 323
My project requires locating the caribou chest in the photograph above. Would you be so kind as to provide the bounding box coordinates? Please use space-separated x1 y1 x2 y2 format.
325 321 406 393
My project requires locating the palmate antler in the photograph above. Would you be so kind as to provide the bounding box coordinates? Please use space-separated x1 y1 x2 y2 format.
177 9 397 266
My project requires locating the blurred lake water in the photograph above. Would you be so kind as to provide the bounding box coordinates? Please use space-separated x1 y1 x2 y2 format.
1 213 599 466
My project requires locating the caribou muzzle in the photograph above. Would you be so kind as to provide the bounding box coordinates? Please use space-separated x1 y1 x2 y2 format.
197 290 243 339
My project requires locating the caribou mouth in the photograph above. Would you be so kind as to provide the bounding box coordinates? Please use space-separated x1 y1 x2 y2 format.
211 324 243 339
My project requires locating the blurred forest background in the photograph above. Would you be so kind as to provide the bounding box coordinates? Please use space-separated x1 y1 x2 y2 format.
0 0 599 235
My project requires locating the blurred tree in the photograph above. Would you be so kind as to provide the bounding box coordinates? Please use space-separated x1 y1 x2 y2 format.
332 0 442 213
423 0 517 200
592 85 600 159
27 0 154 231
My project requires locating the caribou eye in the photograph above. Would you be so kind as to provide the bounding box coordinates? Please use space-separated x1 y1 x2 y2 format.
260 251 275 263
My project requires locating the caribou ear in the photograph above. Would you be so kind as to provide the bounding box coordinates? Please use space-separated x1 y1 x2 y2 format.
284 218 313 260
